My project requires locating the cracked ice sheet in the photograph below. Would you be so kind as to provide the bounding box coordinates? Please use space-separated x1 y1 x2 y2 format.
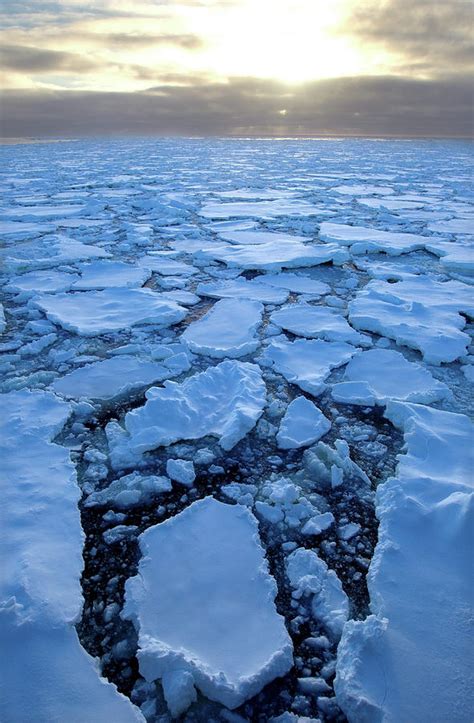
335 403 474 723
349 276 473 364
261 336 357 396
198 198 333 219
107 360 266 468
0 389 141 722
123 497 293 712
182 298 263 358
195 238 349 271
33 287 187 336
319 222 429 256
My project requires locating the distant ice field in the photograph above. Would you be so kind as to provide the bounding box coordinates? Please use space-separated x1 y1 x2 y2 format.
0 138 472 723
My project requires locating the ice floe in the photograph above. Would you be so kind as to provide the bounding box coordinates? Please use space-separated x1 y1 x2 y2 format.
182 298 263 358
108 360 266 467
196 277 289 304
196 238 349 271
52 353 190 401
331 348 451 406
33 288 187 336
319 222 428 256
271 304 370 346
335 402 474 722
0 389 141 721
123 497 293 712
199 199 328 219
72 260 151 289
262 337 357 395
349 276 473 364
277 396 331 449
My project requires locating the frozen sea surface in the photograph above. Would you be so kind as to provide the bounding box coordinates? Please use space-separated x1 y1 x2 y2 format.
0 138 472 722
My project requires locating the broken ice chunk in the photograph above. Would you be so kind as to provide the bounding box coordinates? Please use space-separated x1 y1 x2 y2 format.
123 497 293 711
277 396 331 449
181 298 263 358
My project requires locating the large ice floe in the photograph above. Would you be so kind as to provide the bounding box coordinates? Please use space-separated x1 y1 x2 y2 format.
319 222 429 256
33 287 187 336
196 277 289 304
349 276 473 364
0 390 142 721
199 198 327 219
107 360 266 467
335 403 474 722
123 497 293 715
181 298 263 358
195 237 349 270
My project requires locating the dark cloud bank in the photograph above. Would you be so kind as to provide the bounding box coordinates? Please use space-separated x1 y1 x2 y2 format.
1 75 473 139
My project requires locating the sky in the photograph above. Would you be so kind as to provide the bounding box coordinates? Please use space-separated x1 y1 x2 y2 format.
1 0 473 138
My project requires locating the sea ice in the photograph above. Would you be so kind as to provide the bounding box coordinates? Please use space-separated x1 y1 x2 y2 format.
2 234 111 272
73 260 151 289
335 403 474 722
331 349 450 406
196 238 349 271
199 199 326 219
181 298 263 358
259 273 330 296
0 389 141 721
276 396 331 449
286 548 349 640
196 278 289 304
271 304 370 346
33 288 187 336
52 354 190 401
319 222 428 256
84 472 172 509
4 269 78 294
262 337 357 396
123 497 293 711
349 277 473 363
110 360 266 465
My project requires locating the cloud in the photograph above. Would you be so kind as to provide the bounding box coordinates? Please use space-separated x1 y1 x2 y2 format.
1 75 472 138
0 44 99 73
346 0 474 75
105 33 203 50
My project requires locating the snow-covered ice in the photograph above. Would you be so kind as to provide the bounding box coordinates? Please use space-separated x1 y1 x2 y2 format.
123 497 293 711
196 277 289 304
271 303 370 346
33 287 188 336
1 137 472 721
72 260 151 289
277 396 331 449
52 353 190 401
262 337 357 396
331 348 450 406
319 222 428 256
335 402 474 722
181 298 263 358
287 548 349 641
0 389 141 721
349 276 473 364
196 238 349 271
109 360 266 465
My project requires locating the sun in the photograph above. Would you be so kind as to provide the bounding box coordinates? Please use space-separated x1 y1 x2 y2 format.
182 0 369 84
